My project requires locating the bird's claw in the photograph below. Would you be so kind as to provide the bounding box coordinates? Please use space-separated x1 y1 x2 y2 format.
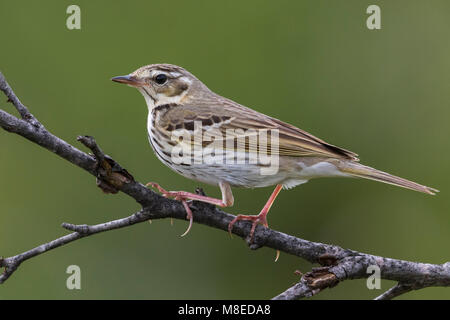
146 182 194 237
228 213 280 261
228 213 268 241
180 200 193 237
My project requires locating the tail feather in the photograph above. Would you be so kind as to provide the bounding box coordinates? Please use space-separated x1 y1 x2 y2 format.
339 162 439 195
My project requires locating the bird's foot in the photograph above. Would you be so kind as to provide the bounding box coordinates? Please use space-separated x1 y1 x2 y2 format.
147 182 230 237
146 182 227 207
228 211 280 262
228 212 268 242
146 182 195 237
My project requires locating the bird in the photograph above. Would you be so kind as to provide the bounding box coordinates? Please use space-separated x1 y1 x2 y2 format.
111 63 438 241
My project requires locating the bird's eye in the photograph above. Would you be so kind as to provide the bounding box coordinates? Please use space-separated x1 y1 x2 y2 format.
154 74 168 85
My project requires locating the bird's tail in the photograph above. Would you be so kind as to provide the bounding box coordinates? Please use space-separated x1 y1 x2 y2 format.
339 162 439 195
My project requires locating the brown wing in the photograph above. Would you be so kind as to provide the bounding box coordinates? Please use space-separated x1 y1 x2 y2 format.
155 100 359 161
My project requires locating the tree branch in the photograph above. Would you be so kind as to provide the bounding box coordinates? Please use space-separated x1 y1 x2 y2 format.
1 71 449 299
374 283 414 300
0 209 151 284
0 71 42 128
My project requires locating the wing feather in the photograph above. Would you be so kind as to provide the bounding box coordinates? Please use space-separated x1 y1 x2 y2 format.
156 101 359 161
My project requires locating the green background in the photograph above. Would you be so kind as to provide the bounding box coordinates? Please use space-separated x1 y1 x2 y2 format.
0 0 449 299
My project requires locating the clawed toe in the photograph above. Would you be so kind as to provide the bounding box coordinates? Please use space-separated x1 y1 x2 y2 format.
146 182 171 197
180 200 193 237
228 214 268 242
146 182 194 237
228 213 279 262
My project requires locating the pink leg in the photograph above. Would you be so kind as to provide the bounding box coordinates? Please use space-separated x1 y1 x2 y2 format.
146 182 233 237
147 182 229 207
228 184 283 242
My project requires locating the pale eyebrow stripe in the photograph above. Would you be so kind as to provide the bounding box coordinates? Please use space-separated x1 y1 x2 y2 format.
149 70 181 79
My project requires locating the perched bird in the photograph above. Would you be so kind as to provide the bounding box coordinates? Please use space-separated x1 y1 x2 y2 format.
112 64 438 240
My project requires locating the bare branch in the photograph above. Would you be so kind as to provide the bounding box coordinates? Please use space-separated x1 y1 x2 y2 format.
273 256 450 300
0 209 153 283
272 281 319 300
1 70 449 299
0 71 41 127
374 283 414 300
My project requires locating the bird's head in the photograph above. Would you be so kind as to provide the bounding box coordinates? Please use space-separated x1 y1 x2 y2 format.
112 64 210 109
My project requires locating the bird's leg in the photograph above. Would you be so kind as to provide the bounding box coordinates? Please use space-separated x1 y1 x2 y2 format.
147 181 234 207
146 181 234 236
228 184 283 243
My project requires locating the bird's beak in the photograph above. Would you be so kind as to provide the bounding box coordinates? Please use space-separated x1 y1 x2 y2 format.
111 75 144 87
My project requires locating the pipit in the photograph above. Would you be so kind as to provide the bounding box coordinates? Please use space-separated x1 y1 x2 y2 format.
112 64 437 241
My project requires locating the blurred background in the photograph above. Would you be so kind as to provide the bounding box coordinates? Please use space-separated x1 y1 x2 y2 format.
0 0 449 299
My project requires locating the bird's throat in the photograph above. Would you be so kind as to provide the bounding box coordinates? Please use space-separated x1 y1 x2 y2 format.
138 87 157 111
